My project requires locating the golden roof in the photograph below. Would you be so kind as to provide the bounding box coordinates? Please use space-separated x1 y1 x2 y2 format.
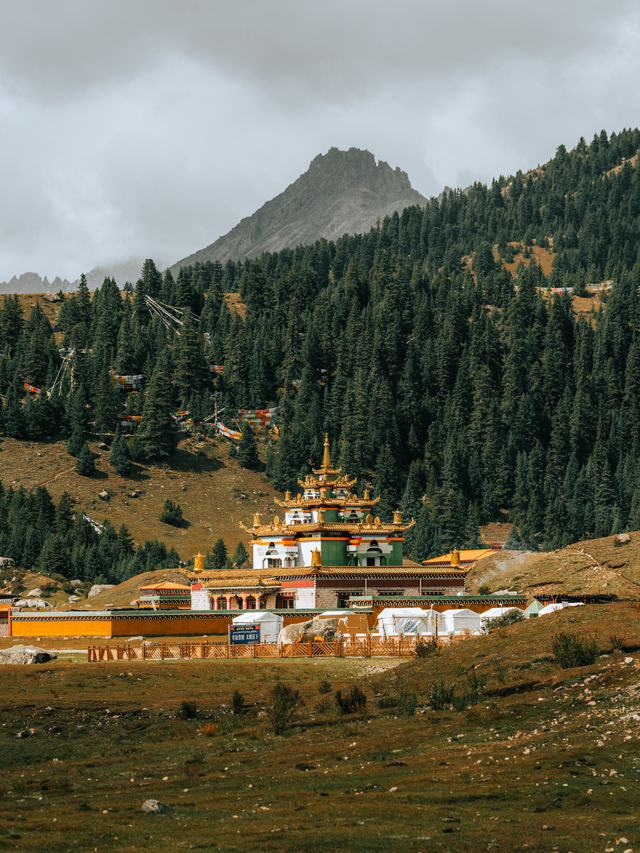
275 490 380 508
423 548 495 565
240 518 415 536
183 565 466 584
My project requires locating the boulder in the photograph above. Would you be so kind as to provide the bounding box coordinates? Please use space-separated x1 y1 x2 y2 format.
615 533 631 545
278 617 343 646
141 799 171 814
68 595 81 602
0 645 57 665
98 490 109 501
14 598 51 609
69 579 83 587
88 584 115 598
128 490 140 498
0 556 15 569
27 587 43 597
128 636 144 642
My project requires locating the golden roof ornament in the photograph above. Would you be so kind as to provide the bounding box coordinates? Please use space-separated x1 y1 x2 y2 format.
273 515 280 529
285 490 291 501
322 432 331 468
194 552 204 572
311 547 322 567
366 513 374 524
393 509 402 524
253 512 262 527
451 547 461 568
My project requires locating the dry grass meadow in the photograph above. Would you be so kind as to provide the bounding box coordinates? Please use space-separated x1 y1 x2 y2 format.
1 603 639 852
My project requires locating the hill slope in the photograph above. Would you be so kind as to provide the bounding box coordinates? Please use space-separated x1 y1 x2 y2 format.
466 533 640 599
170 147 426 271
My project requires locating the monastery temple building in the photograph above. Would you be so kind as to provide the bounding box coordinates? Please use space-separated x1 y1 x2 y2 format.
187 435 468 610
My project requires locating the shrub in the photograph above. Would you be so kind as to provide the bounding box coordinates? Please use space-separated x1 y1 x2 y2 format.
317 679 332 695
179 700 198 719
75 442 96 477
609 634 625 652
464 670 488 705
427 680 455 710
478 584 490 596
160 499 184 527
267 683 300 734
232 690 245 715
398 683 418 717
200 723 218 737
335 686 367 714
452 693 468 712
483 609 525 633
551 632 599 668
376 695 399 709
416 638 438 657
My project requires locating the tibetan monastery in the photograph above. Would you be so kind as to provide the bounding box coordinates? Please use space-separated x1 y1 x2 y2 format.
186 435 467 610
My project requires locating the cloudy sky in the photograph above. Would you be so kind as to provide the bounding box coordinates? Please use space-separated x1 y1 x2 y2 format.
1 0 639 281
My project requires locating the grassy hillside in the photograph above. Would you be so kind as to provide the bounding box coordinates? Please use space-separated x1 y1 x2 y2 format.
0 603 638 851
0 434 279 562
466 532 640 599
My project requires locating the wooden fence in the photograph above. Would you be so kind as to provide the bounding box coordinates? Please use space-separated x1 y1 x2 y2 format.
87 636 449 662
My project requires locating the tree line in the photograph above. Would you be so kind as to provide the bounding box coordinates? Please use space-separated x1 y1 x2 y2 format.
2 127 640 563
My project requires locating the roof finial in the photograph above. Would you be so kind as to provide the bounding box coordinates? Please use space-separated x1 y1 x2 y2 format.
322 432 331 469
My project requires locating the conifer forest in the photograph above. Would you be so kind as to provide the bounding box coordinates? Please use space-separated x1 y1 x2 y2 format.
2 129 640 580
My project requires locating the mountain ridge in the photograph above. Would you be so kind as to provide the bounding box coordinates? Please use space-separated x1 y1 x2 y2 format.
169 146 427 272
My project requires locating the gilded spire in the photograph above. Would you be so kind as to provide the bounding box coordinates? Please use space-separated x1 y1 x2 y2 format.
322 432 331 469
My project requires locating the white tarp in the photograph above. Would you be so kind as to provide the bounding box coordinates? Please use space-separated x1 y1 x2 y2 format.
539 602 584 616
231 611 283 643
440 608 482 635
479 606 522 626
377 607 441 638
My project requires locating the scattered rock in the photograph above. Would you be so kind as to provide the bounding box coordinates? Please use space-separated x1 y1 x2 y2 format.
43 292 62 302
614 532 631 545
27 587 43 597
0 556 16 569
88 584 115 598
128 490 141 498
69 579 83 587
68 595 81 602
128 636 144 642
624 657 634 664
141 799 171 814
14 598 51 610
97 442 109 451
278 617 344 645
0 645 57 665
98 490 109 501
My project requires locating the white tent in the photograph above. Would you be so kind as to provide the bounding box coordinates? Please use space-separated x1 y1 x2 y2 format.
231 611 283 643
538 602 584 616
440 608 482 635
377 607 441 638
479 606 522 627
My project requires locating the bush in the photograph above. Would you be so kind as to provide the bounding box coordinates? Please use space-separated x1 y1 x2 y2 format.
427 680 455 710
483 609 525 633
317 679 332 695
478 584 490 596
376 695 399 709
200 723 218 737
398 683 418 717
416 638 438 657
464 670 488 705
335 686 367 714
452 693 468 712
609 634 625 651
179 700 198 719
160 499 184 527
551 632 599 668
232 690 245 715
267 683 300 734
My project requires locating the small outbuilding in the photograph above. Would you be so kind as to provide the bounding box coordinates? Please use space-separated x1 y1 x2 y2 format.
440 608 482 635
231 611 283 644
377 607 441 638
524 599 544 618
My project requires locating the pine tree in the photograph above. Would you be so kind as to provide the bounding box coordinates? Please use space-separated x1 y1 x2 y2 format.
75 442 96 477
237 423 260 470
109 427 132 476
212 538 227 571
139 350 176 460
232 541 249 568
3 386 25 438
